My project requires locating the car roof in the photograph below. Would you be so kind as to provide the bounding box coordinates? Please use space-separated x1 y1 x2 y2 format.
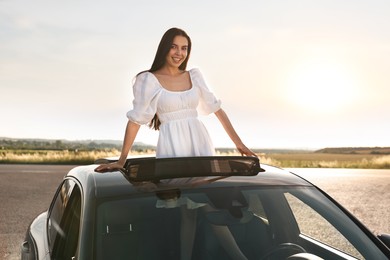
67 157 312 199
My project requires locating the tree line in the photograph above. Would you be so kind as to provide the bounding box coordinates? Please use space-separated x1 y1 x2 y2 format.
0 138 155 151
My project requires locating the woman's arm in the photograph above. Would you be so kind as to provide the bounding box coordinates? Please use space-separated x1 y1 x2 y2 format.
214 109 257 157
95 120 140 172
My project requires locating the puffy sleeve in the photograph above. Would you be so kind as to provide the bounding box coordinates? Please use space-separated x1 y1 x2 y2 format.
191 68 222 115
126 72 162 125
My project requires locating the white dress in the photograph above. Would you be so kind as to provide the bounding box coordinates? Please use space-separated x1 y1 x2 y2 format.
126 68 221 158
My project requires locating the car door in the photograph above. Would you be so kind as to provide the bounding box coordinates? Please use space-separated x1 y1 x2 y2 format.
47 178 82 260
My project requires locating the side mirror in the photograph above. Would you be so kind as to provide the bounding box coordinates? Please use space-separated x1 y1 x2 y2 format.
21 240 33 259
378 234 390 248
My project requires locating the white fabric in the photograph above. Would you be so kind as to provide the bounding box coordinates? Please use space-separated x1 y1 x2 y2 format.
156 197 207 209
127 68 221 158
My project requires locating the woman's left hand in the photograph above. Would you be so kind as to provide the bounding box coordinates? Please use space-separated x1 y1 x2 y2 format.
236 144 258 157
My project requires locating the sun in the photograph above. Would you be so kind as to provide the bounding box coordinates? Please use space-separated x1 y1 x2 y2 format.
283 60 358 113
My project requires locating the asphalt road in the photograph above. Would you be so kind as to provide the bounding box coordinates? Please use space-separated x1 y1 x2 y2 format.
0 164 77 260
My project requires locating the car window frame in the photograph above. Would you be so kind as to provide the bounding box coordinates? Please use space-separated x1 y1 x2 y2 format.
46 177 83 259
285 187 389 259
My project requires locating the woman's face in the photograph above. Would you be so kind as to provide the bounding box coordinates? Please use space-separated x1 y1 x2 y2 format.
165 35 188 69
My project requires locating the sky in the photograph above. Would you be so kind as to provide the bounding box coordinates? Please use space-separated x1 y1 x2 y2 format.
1 0 389 149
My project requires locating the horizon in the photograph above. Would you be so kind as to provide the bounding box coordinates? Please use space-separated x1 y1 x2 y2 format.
1 0 389 149
2 136 390 152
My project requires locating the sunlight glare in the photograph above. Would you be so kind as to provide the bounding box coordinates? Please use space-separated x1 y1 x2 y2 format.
284 60 359 113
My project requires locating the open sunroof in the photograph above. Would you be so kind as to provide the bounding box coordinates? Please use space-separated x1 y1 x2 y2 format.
120 156 263 182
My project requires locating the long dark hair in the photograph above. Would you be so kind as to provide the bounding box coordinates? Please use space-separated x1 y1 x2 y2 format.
138 28 192 130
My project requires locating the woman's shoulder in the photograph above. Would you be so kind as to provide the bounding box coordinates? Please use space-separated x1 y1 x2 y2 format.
188 68 208 87
133 71 162 94
188 68 205 81
136 70 156 80
135 71 162 86
188 67 201 75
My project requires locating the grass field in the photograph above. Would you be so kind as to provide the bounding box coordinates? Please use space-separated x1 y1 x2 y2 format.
259 152 390 169
1 149 390 169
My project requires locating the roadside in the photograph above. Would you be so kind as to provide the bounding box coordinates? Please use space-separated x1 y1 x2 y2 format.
0 165 77 260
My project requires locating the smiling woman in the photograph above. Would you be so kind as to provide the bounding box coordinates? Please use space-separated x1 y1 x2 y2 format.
283 59 360 113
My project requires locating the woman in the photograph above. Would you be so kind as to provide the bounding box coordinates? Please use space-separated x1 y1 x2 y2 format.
95 27 256 173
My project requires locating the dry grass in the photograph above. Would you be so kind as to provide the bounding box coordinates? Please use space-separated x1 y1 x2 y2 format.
0 149 121 164
259 153 390 169
1 150 390 169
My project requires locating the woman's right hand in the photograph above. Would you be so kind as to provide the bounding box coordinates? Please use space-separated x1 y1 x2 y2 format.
94 161 125 173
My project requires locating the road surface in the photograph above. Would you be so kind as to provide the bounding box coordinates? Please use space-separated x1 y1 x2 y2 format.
0 164 76 260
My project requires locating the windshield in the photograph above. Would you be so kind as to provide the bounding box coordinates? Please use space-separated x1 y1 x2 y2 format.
95 186 387 260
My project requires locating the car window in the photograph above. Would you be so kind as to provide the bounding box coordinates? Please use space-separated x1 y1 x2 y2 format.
94 186 388 260
48 179 81 259
285 192 362 258
95 188 272 260
284 187 388 260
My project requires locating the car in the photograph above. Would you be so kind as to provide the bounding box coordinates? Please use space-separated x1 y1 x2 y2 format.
21 156 390 259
